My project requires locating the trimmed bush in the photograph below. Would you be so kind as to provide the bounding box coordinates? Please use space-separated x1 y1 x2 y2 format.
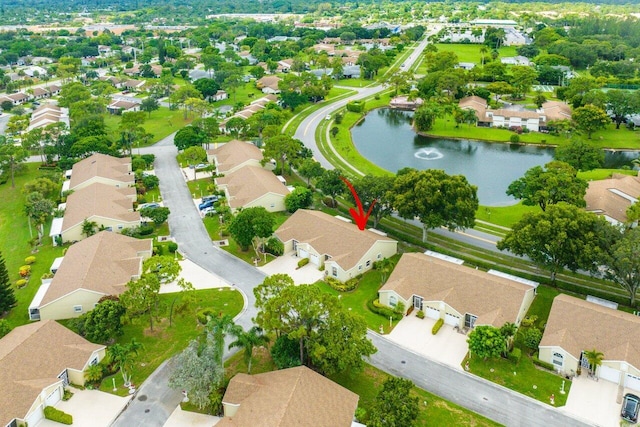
510 134 520 143
24 256 36 265
507 347 522 363
416 309 425 319
326 277 358 292
263 237 284 256
19 265 31 277
15 279 27 288
167 242 178 253
153 245 164 255
44 406 73 425
368 298 403 321
520 315 538 327
524 327 543 350
432 318 444 335
533 357 556 371
196 308 217 325
346 100 365 113
297 258 309 268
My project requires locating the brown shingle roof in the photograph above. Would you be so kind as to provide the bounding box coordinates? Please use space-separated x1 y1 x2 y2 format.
217 366 358 427
540 294 640 369
69 153 133 190
216 165 288 209
585 173 640 223
208 140 263 173
256 75 281 90
492 108 541 120
61 182 139 233
542 101 572 121
459 96 488 121
0 321 104 425
40 231 151 306
275 210 396 271
380 253 534 326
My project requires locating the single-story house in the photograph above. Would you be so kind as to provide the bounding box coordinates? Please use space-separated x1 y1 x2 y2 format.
539 294 640 392
206 140 265 174
27 104 70 132
274 209 398 282
342 65 361 79
29 231 152 321
65 153 134 193
457 62 476 70
217 366 359 427
277 59 293 73
212 89 228 101
378 252 538 329
390 96 424 110
310 68 333 79
256 76 281 94
47 84 61 96
501 56 533 66
0 321 106 427
585 172 640 225
540 100 572 122
0 92 29 105
52 182 140 244
107 99 141 114
32 86 52 99
215 165 289 213
99 75 123 88
238 50 258 65
219 95 278 133
23 65 47 78
123 79 146 91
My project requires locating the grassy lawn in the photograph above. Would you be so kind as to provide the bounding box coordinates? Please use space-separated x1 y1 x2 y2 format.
282 87 357 136
475 202 539 228
214 81 265 107
98 287 244 395
465 285 569 407
186 177 215 198
333 78 374 88
202 211 290 266
104 107 193 145
435 44 518 65
315 255 402 334
578 168 637 181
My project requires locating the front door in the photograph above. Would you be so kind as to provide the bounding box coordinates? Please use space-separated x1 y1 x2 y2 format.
413 296 423 310
58 369 69 386
464 314 477 328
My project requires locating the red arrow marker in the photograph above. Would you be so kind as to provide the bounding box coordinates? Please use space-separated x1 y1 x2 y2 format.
341 176 376 231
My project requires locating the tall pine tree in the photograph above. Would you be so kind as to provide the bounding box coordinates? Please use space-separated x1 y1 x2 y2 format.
0 251 17 314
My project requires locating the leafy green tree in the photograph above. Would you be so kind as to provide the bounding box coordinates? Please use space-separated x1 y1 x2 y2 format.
500 322 518 355
352 174 395 228
193 78 220 100
23 177 58 200
284 187 313 213
497 203 618 283
297 158 324 186
58 82 91 107
467 325 506 360
509 66 538 99
486 81 514 102
506 161 588 211
118 111 148 156
168 278 194 327
228 326 270 374
316 169 345 207
140 97 160 117
554 140 605 171
262 135 302 175
572 104 610 139
140 206 170 225
270 335 301 369
82 299 126 343
627 203 640 227
368 378 420 427
391 168 478 241
413 103 439 132
0 251 16 315
523 327 543 351
228 207 275 251
0 136 28 188
0 319 11 338
605 227 640 305
606 90 640 129
254 273 295 320
174 126 207 151
169 85 202 119
81 219 98 238
24 192 55 243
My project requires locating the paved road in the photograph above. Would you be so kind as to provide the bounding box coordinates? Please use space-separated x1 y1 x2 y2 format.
111 132 266 427
368 333 593 427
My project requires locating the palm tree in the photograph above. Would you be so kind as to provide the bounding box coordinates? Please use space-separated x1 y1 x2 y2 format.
479 46 488 66
206 314 237 377
228 326 270 374
81 218 98 238
500 322 518 355
108 339 143 387
583 349 604 376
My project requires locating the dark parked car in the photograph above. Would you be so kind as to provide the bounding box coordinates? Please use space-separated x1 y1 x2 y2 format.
202 195 219 203
138 202 160 210
198 200 215 210
622 393 640 423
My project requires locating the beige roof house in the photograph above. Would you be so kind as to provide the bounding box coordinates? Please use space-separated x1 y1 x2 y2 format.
217 366 359 427
0 320 105 427
207 140 264 174
256 75 281 94
379 252 537 328
275 210 398 282
539 294 640 390
67 153 134 192
57 182 140 243
27 103 70 131
31 231 152 320
541 101 572 121
585 173 640 224
215 165 289 212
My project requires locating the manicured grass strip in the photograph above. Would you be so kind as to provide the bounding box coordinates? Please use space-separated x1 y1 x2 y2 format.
475 203 539 228
104 106 192 145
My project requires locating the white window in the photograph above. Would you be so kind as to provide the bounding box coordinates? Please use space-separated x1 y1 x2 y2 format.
358 265 362 271
117 224 124 230
366 260 371 268
332 267 338 277
389 295 397 307
105 226 113 232
377 253 382 259
270 203 275 208
552 352 564 367
90 357 99 366
73 305 83 313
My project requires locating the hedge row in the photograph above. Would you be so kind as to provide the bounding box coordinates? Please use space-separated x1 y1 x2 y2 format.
325 276 359 292
432 318 444 335
368 298 403 321
532 357 556 372
44 406 73 425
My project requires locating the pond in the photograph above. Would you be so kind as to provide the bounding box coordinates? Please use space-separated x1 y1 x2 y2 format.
351 108 637 206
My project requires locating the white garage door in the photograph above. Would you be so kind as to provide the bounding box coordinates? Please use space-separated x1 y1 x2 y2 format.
45 386 62 406
626 374 640 392
310 254 320 265
425 306 439 320
298 249 309 259
444 313 460 326
25 405 44 426
599 365 621 384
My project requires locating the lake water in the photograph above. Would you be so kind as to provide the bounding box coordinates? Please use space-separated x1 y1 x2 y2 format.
351 108 637 206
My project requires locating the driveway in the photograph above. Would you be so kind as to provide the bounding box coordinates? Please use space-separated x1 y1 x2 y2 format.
36 388 131 427
258 252 324 285
160 259 231 294
386 313 469 370
561 377 620 427
163 406 221 427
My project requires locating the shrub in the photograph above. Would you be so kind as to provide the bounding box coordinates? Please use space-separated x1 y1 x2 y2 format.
19 265 31 277
297 258 309 268
507 347 522 363
346 100 365 113
334 112 343 124
153 245 164 255
138 224 154 235
432 318 444 335
510 134 520 143
416 309 425 319
62 389 74 401
196 308 217 325
24 256 36 265
524 327 543 350
41 272 54 280
15 279 27 288
271 335 302 369
326 276 358 292
132 157 146 171
167 241 178 253
520 315 538 327
533 357 555 371
368 298 403 321
263 237 284 256
44 406 73 425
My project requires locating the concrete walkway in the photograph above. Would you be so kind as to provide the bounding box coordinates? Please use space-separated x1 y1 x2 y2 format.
258 252 324 285
163 406 221 427
160 259 230 294
37 389 131 427
561 376 620 427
